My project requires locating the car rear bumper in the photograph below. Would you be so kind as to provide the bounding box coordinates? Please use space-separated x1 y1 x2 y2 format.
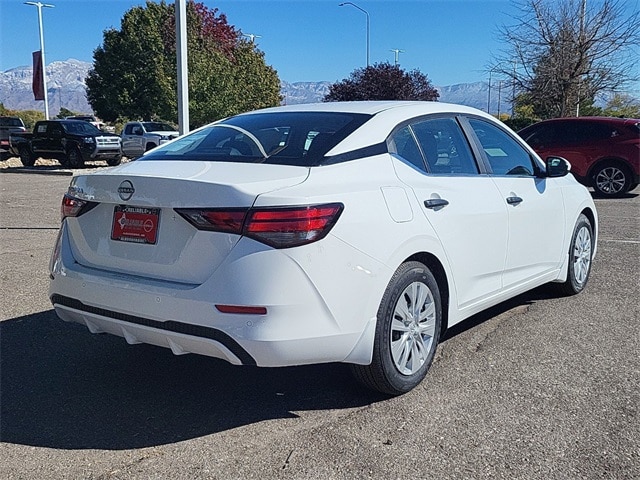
48 225 382 367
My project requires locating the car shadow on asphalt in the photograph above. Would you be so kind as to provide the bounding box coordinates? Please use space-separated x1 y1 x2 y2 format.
1 286 556 451
0 310 387 450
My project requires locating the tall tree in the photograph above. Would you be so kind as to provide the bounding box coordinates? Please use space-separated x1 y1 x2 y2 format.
324 62 439 102
86 0 281 128
494 0 640 118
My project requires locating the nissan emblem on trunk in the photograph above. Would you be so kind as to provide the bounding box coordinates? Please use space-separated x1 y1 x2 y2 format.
118 180 135 201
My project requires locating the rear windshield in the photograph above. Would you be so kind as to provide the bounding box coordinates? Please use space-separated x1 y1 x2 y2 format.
141 112 371 166
143 122 175 132
0 117 24 127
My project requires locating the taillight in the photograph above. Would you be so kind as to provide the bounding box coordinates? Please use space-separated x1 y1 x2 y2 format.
176 208 247 234
245 204 343 248
61 194 98 220
175 203 343 249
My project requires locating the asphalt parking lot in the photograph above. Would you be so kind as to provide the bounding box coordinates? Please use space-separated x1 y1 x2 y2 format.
1 169 638 480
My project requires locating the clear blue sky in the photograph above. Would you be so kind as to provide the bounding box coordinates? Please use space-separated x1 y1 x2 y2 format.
0 0 638 90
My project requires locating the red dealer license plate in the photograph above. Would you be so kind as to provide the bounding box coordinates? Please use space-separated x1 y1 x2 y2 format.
111 206 160 244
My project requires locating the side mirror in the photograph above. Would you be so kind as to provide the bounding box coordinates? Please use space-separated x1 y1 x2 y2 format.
545 156 571 178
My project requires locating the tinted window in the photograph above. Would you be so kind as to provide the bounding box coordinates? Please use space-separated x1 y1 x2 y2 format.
0 117 23 127
469 118 537 176
142 122 176 132
63 121 101 135
389 126 426 172
143 112 371 166
411 118 478 174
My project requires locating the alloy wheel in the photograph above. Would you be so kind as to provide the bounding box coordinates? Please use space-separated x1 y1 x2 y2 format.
390 281 437 375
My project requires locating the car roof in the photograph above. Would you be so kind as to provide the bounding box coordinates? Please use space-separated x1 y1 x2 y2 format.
245 100 485 116
525 116 639 126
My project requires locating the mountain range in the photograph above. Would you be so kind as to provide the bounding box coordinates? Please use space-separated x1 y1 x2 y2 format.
1 59 510 116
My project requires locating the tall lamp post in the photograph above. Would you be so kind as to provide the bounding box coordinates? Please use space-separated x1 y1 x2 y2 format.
25 1 54 120
339 2 370 67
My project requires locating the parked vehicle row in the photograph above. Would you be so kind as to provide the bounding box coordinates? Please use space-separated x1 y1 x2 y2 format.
9 119 122 168
49 101 597 395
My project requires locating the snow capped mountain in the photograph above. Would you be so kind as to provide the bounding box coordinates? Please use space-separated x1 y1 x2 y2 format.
0 59 507 115
0 59 93 113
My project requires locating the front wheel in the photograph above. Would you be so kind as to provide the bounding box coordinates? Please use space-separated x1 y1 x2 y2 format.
106 155 122 166
351 261 442 395
553 214 594 296
592 161 632 197
66 147 84 169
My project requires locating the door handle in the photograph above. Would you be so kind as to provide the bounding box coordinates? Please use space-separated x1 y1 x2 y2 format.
424 198 449 209
507 196 523 205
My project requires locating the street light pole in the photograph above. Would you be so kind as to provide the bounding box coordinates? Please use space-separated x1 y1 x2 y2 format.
339 2 370 67
25 1 54 120
390 49 404 66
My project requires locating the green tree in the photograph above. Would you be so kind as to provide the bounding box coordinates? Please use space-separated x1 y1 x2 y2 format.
56 107 77 119
601 93 640 118
324 62 439 102
86 0 280 128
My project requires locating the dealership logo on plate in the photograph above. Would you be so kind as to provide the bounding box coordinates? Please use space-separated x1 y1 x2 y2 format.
117 180 135 201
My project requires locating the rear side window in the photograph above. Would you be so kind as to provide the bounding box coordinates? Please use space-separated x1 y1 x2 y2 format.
143 112 370 166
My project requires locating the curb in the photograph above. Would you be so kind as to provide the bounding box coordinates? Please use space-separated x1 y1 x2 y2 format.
0 167 74 176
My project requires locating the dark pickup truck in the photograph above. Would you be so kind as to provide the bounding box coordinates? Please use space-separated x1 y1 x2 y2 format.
0 116 26 160
10 119 122 168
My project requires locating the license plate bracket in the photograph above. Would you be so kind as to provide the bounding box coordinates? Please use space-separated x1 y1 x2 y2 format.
111 206 160 244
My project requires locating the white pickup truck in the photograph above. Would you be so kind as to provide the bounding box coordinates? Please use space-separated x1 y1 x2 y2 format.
121 121 178 158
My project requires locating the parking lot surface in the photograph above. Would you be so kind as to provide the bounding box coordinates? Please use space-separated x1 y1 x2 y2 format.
1 170 638 479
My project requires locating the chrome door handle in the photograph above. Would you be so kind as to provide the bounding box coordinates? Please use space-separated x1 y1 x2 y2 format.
507 196 523 205
424 198 449 209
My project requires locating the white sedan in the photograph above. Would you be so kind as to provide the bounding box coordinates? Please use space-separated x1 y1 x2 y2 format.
49 101 597 395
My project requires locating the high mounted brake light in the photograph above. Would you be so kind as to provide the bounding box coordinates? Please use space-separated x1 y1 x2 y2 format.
175 203 344 249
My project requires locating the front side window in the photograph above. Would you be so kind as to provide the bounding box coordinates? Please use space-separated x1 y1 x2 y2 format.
469 118 538 176
143 112 370 166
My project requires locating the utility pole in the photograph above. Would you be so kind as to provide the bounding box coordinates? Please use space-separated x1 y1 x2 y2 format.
176 0 189 135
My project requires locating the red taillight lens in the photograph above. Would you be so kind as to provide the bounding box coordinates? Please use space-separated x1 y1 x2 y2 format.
175 203 343 249
245 204 343 248
61 194 97 220
176 208 247 234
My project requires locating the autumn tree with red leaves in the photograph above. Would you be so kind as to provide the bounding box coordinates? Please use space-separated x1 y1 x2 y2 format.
86 1 281 127
324 62 439 102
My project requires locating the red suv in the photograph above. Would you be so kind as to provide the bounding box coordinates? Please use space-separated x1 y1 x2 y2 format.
519 117 640 197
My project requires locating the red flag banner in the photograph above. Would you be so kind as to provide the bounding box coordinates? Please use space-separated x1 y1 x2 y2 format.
32 50 44 101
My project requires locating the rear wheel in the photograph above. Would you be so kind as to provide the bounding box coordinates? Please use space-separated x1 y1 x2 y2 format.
66 147 84 169
19 146 36 167
553 214 593 296
351 261 442 395
592 161 632 197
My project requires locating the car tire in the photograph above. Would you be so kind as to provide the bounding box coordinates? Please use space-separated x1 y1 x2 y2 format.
553 214 594 296
107 155 122 166
66 147 84 169
19 146 36 167
145 143 156 152
351 261 442 395
592 161 632 197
